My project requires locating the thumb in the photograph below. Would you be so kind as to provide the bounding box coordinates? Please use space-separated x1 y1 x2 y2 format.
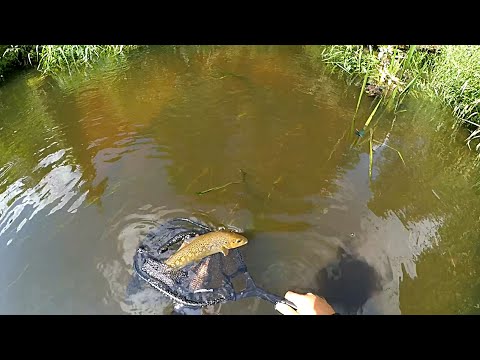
275 302 298 315
284 291 308 306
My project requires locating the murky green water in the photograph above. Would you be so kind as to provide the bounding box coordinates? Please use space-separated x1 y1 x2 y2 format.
1 45 480 314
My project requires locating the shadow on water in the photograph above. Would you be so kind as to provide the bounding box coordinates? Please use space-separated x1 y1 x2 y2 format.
285 247 381 315
313 250 381 314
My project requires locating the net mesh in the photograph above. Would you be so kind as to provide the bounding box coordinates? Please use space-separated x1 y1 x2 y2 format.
133 218 252 307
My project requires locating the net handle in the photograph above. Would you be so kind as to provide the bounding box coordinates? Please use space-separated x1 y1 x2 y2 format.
238 277 298 310
251 287 298 311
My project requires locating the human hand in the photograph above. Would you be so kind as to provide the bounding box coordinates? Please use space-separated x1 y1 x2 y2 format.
275 291 336 315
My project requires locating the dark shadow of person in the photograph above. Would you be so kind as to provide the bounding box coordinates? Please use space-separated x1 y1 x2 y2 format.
296 250 382 314
318 251 381 314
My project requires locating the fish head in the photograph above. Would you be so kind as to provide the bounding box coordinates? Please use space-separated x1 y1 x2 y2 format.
224 232 248 249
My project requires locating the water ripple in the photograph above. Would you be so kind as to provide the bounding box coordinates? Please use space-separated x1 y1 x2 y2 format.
0 163 88 241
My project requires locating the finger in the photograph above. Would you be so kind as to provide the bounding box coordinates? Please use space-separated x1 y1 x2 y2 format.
284 291 308 305
307 292 324 300
275 302 298 315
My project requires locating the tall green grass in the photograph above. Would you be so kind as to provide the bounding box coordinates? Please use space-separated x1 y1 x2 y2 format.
0 45 37 79
306 45 435 111
426 46 480 131
1 45 139 79
305 45 421 176
307 45 480 150
37 45 138 75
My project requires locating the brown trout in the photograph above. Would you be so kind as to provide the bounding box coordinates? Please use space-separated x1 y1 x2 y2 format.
164 231 248 270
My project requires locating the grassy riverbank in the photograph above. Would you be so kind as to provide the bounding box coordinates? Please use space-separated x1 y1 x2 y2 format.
305 45 480 147
0 45 138 80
